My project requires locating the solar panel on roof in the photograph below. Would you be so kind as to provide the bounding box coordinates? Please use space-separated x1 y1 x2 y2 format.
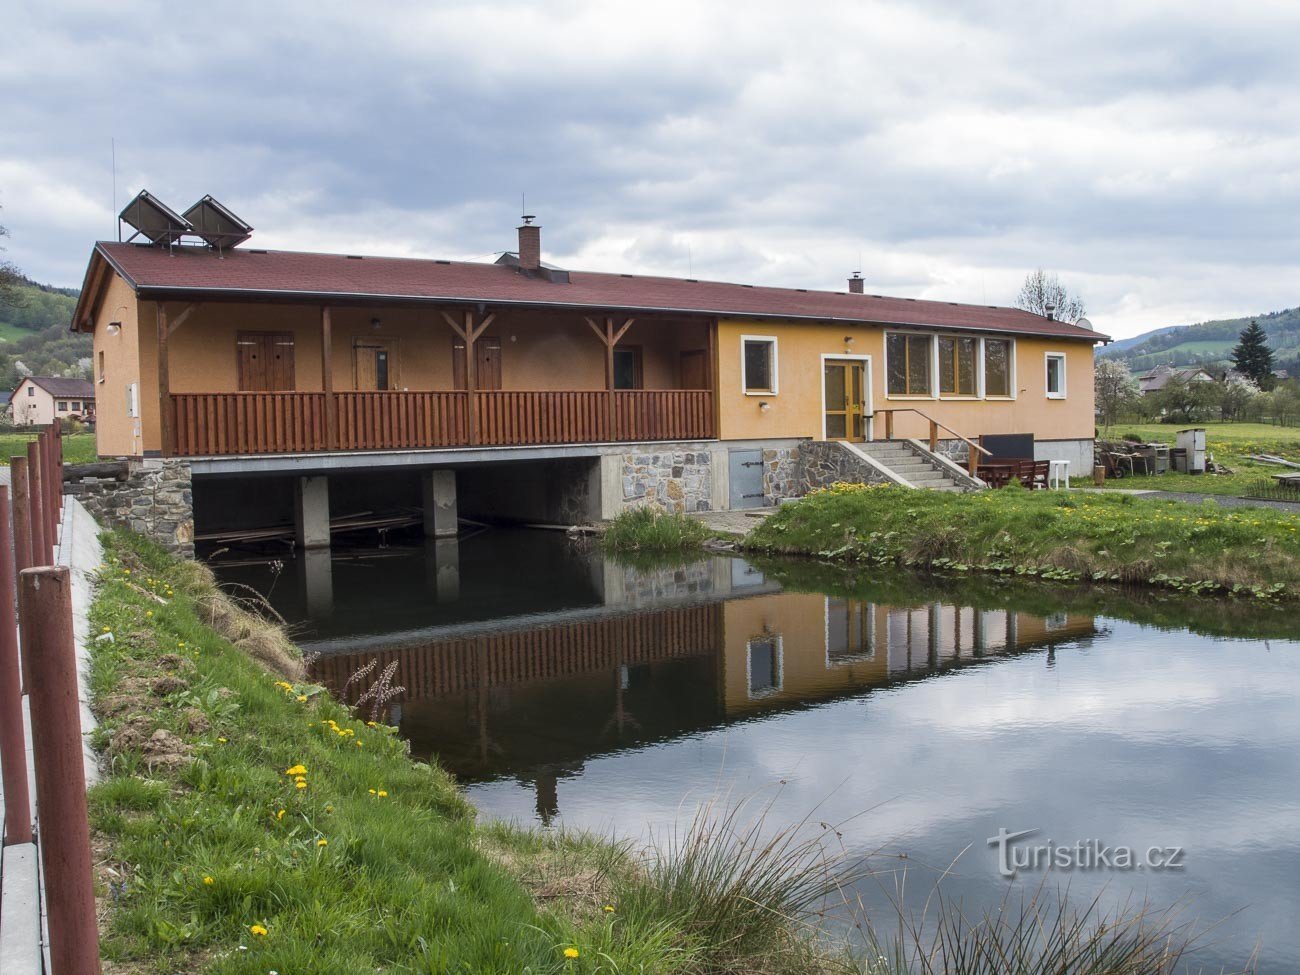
182 195 253 250
119 190 192 245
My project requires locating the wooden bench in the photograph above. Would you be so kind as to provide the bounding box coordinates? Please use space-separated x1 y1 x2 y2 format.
977 459 1050 489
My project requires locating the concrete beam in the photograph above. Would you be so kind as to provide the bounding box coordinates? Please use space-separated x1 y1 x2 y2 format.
293 475 330 550
422 470 458 538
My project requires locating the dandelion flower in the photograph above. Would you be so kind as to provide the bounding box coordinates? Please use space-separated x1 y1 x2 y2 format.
217 737 228 744
276 809 285 820
368 789 376 795
377 790 388 798
563 947 580 959
249 924 268 937
284 765 307 776
324 804 334 814
295 781 308 790
603 905 615 912
145 610 153 618
101 626 110 633
316 838 328 848
203 876 214 885
296 695 307 703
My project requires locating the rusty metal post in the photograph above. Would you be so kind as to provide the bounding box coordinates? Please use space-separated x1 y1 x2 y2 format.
20 566 102 975
28 440 48 567
0 486 32 844
11 455 33 572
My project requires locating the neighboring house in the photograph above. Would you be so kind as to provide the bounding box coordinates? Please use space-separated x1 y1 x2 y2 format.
11 376 96 427
71 214 1105 546
1136 365 1215 395
0 390 12 422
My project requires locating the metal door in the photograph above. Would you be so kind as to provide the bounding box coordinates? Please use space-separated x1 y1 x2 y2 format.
729 449 766 509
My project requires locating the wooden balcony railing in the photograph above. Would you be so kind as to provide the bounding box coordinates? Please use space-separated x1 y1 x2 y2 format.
167 389 716 457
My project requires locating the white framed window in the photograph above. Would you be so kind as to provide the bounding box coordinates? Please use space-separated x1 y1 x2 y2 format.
825 598 876 665
938 336 979 397
982 338 1015 398
1045 352 1067 399
741 335 778 395
57 401 68 412
746 633 783 698
885 332 936 397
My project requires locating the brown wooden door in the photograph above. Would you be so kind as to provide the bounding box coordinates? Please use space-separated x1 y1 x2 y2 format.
680 349 707 389
354 339 395 390
237 332 296 391
453 336 502 390
824 360 866 441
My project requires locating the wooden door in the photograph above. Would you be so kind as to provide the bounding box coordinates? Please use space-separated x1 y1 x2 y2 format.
237 332 296 391
353 339 394 390
452 336 502 390
613 346 643 390
824 360 866 441
680 349 707 389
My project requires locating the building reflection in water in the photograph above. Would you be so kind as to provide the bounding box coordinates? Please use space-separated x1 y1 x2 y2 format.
307 555 1096 824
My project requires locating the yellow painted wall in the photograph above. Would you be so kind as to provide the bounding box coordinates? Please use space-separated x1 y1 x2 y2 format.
90 273 144 457
716 318 1097 443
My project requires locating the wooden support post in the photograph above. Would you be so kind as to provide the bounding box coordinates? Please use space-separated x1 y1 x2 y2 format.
604 317 616 437
157 304 173 457
27 441 47 566
19 566 103 975
968 441 980 476
0 485 32 845
929 419 939 451
706 319 719 439
321 307 337 450
442 309 494 446
11 456 32 572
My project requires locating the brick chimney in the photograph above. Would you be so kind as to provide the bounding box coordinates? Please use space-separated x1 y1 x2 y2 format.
848 272 864 294
518 216 541 270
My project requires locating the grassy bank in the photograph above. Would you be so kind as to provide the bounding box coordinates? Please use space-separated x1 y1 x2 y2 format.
88 530 868 975
1098 421 1300 497
601 506 713 554
0 430 97 464
746 483 1300 598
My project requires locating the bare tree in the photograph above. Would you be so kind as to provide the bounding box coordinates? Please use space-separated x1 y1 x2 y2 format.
1094 358 1140 431
0 206 24 308
1015 268 1086 323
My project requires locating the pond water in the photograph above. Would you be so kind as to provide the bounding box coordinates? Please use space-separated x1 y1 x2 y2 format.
213 531 1300 972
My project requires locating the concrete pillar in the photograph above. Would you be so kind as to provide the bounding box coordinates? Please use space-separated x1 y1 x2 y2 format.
424 537 460 602
293 475 331 550
710 447 729 511
422 470 458 538
598 454 623 521
301 548 334 619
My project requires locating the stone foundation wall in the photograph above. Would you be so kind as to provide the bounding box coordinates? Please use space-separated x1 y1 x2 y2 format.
65 459 195 557
762 446 801 504
797 441 893 494
620 448 713 513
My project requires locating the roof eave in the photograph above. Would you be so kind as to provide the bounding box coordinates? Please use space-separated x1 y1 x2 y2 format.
132 283 1108 343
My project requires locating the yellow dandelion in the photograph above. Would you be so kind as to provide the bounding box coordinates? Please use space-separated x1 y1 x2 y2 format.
603 904 615 912
203 875 214 885
145 610 153 618
563 947 580 959
377 790 388 798
101 626 110 633
295 781 308 790
296 695 307 703
316 838 328 848
284 764 307 776
368 788 377 795
324 804 334 814
249 923 268 937
217 737 228 744
276 809 285 820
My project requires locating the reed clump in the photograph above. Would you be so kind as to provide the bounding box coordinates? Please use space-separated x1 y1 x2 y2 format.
602 505 714 555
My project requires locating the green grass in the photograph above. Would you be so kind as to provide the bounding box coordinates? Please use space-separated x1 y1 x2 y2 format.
88 530 867 975
1098 422 1300 498
0 320 35 342
746 483 1300 598
0 431 97 464
601 507 713 555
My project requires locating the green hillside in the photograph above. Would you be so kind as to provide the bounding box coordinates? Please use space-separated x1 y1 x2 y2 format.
0 278 91 388
1101 306 1300 374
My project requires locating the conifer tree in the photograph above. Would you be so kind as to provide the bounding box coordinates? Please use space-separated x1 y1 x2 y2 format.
1230 319 1275 388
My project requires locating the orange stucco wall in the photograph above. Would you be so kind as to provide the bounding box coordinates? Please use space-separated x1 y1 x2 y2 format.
91 273 145 456
716 318 1097 443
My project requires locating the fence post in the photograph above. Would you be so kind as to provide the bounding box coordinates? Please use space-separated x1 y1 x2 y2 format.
45 426 59 545
19 566 102 975
11 455 33 572
27 440 48 567
0 485 32 844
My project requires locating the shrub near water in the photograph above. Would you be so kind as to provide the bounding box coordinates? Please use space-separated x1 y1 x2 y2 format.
747 483 1300 597
602 505 712 554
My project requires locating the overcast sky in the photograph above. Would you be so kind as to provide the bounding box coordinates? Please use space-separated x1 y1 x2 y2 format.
5 0 1300 339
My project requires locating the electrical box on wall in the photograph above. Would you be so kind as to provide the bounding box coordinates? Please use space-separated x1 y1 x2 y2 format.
126 383 139 418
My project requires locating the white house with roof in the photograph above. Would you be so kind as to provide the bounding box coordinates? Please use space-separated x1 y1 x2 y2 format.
11 377 96 427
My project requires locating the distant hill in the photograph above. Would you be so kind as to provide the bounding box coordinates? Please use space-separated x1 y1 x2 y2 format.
1100 307 1300 375
0 278 91 387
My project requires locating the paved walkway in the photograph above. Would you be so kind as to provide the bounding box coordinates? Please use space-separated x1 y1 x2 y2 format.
1080 488 1300 514
691 507 778 538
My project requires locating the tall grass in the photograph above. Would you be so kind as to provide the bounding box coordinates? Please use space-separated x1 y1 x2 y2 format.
602 506 713 554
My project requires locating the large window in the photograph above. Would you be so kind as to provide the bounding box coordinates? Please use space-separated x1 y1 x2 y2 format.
826 598 876 663
886 333 933 396
938 336 978 396
742 336 778 394
1045 352 1067 399
984 339 1012 397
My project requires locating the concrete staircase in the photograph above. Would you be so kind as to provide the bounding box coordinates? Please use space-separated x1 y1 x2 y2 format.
854 439 982 492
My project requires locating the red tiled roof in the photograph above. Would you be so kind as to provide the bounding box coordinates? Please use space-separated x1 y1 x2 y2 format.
85 241 1106 342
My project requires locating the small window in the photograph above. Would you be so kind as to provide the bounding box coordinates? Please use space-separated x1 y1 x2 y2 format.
747 634 783 698
27 386 34 397
57 401 68 411
886 333 934 396
1045 353 1067 399
938 336 978 396
984 339 1012 397
742 337 778 394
